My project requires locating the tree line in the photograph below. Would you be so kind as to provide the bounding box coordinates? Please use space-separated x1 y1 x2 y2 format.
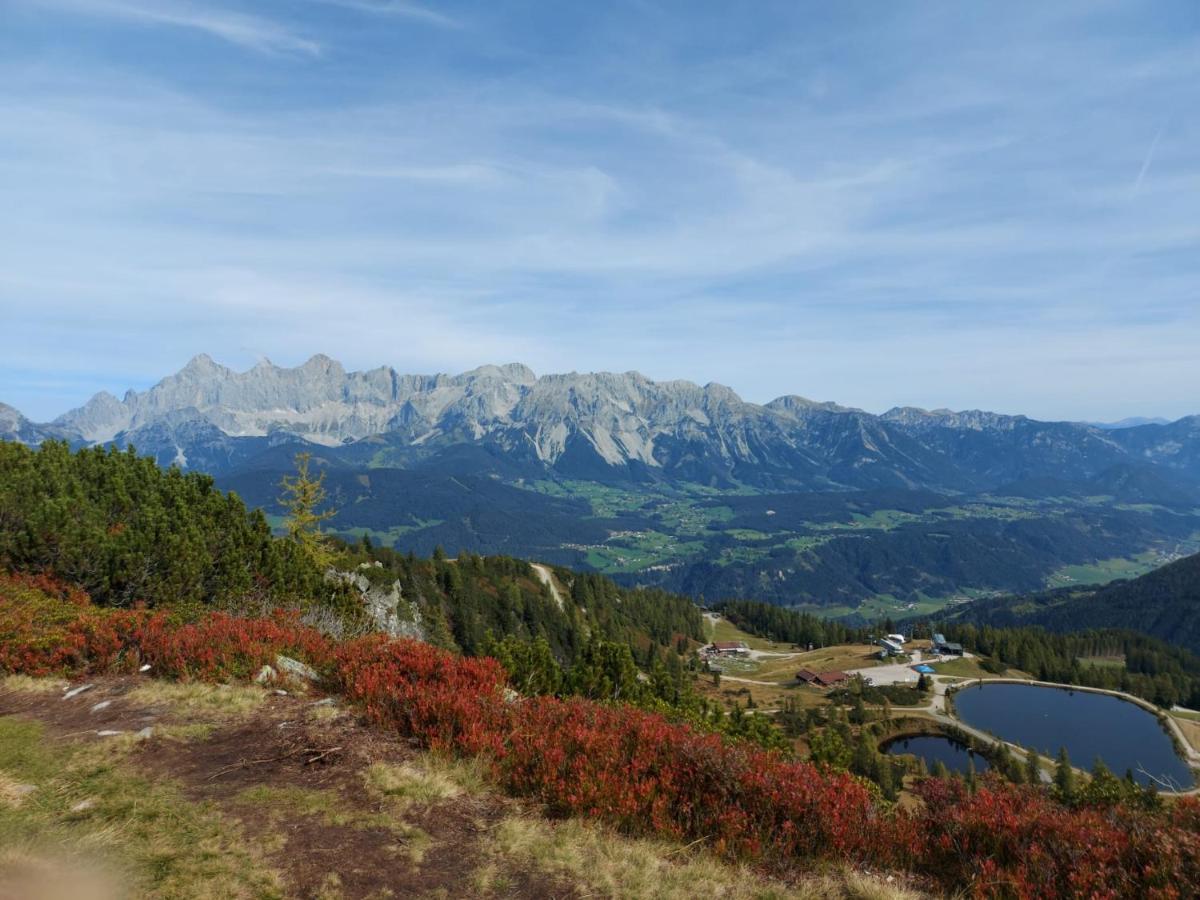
935 621 1200 708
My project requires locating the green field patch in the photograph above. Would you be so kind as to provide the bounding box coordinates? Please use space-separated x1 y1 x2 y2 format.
335 520 444 544
1045 552 1163 588
720 528 774 541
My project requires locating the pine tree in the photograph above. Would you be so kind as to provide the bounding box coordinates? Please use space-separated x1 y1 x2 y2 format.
1054 746 1076 802
278 452 335 569
1025 749 1042 786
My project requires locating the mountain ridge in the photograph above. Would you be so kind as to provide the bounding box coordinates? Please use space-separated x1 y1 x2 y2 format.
948 551 1200 654
4 354 1200 494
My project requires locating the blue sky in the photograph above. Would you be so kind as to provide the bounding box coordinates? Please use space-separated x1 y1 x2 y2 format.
1 1 1198 422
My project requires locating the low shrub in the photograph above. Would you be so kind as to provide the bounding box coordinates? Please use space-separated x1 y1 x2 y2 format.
3 571 1198 897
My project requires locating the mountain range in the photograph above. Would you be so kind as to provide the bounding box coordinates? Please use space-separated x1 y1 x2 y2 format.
6 354 1200 493
5 355 1200 615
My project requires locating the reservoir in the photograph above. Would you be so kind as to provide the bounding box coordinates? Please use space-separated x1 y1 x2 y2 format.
884 735 990 775
952 682 1194 789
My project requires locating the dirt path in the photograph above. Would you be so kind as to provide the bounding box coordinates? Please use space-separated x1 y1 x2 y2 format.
531 563 565 610
0 676 578 900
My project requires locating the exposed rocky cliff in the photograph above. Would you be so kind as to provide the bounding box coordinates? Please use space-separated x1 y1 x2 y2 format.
7 354 1199 491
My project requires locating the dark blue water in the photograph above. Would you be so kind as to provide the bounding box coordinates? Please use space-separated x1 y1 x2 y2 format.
884 735 990 775
953 683 1194 789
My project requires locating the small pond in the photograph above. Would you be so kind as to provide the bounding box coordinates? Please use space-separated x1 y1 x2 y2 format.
952 682 1194 789
884 735 990 775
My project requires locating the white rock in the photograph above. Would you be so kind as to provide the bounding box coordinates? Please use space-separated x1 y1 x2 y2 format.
139 664 152 673
253 664 277 685
274 655 318 682
71 798 96 813
90 700 113 714
96 730 124 737
62 684 95 701
134 727 154 741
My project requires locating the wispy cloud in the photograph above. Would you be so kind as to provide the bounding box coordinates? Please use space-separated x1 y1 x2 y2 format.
1132 123 1166 195
36 0 321 56
2 1 1199 422
302 0 461 29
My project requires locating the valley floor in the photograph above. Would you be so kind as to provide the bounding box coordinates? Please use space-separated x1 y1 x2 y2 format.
0 674 923 900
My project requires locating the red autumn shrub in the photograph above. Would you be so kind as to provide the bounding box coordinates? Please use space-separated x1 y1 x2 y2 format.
0 573 332 681
334 635 510 755
135 610 334 681
0 573 143 675
331 634 896 868
913 776 1200 899
3 569 1199 897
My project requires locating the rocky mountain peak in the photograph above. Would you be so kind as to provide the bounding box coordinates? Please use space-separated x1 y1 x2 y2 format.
13 354 1199 492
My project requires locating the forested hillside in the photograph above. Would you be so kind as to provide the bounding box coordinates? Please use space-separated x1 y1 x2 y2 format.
0 440 729 731
10 356 1200 617
0 439 321 609
936 622 1200 708
952 552 1200 654
337 541 705 670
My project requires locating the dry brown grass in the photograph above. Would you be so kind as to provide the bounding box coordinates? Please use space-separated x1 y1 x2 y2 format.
1172 715 1200 754
0 676 68 695
478 816 923 900
124 681 267 718
0 774 35 809
364 755 488 808
787 645 884 673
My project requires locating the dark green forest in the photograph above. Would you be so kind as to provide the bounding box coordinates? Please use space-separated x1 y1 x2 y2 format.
950 552 1200 654
716 598 871 647
935 621 1200 709
0 441 745 735
0 440 322 610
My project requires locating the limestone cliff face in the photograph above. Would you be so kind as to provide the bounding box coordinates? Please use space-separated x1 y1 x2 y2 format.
0 402 68 445
10 354 1200 490
327 565 425 641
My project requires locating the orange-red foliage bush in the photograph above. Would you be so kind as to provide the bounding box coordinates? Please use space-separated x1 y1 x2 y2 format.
0 573 332 681
914 777 1200 899
3 571 1198 897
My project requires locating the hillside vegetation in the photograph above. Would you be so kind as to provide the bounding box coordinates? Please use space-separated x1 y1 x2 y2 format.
2 574 1199 897
4 441 1200 897
953 552 1200 654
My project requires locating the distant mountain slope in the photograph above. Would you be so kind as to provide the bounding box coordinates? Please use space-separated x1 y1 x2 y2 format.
0 402 69 445
7 356 1200 611
7 354 1200 493
952 552 1200 653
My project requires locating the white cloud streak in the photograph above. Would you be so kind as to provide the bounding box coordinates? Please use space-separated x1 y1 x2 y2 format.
1 1 1198 422
301 0 461 29
31 0 321 56
1132 123 1166 195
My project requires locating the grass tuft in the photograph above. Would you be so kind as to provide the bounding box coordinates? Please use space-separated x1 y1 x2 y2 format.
0 675 69 695
480 815 921 900
125 682 268 717
364 755 488 808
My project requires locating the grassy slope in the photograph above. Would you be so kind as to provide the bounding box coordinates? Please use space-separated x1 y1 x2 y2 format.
0 676 919 900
